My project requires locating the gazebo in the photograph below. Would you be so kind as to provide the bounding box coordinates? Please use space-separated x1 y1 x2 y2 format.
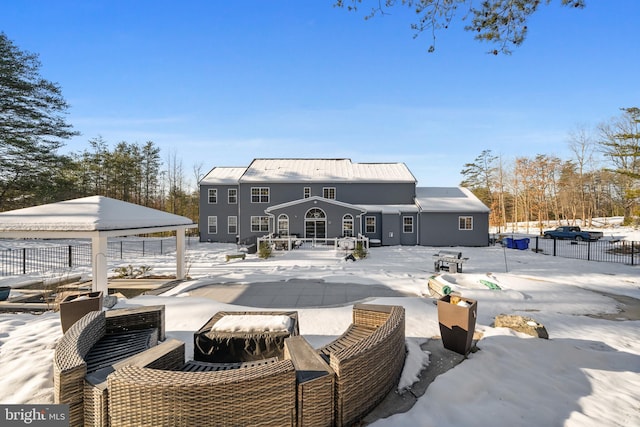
0 196 197 293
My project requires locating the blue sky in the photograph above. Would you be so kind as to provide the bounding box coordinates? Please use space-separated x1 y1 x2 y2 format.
2 1 639 187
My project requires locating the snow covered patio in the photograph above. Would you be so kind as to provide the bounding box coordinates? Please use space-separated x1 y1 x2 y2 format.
0 230 639 426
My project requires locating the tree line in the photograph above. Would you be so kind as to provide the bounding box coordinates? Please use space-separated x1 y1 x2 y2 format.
0 32 200 222
461 107 640 233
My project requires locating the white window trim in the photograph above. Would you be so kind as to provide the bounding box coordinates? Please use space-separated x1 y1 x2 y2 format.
228 188 237 204
228 216 237 234
207 216 217 234
342 214 354 237
365 216 376 233
323 187 336 199
459 216 473 230
251 187 270 203
208 188 217 204
403 216 414 233
277 214 289 236
251 216 270 232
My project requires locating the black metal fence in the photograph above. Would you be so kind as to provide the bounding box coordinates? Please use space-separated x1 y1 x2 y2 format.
0 238 179 276
531 236 639 266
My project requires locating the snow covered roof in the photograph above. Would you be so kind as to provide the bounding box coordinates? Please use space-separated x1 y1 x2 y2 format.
415 187 490 213
239 159 416 183
200 167 248 185
0 196 195 232
357 204 420 214
265 196 367 214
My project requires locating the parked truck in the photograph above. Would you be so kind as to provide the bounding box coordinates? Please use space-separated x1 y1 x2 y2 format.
542 226 603 241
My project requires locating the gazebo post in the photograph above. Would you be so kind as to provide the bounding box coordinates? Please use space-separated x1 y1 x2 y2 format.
176 228 186 280
91 234 109 294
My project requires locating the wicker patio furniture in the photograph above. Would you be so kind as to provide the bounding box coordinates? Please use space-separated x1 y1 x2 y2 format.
107 360 298 426
53 305 167 427
84 339 185 427
318 303 406 427
285 335 335 427
54 303 406 427
194 310 299 363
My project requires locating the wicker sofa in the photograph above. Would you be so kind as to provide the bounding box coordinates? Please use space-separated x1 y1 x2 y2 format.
318 303 406 427
107 360 297 426
54 304 405 427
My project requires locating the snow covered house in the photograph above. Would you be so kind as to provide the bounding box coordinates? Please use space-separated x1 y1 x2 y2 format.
198 159 490 247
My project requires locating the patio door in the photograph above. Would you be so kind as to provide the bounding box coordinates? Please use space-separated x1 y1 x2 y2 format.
305 208 326 239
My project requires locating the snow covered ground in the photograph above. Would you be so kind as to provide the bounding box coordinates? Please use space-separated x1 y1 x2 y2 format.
0 226 639 426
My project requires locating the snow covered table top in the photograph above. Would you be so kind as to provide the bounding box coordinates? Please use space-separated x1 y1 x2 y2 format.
194 311 299 363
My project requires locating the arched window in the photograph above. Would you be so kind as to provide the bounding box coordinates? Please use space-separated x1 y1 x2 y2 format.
342 214 354 237
305 208 326 219
305 208 326 239
277 214 289 236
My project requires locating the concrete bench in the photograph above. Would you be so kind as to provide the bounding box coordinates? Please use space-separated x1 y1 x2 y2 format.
225 253 246 262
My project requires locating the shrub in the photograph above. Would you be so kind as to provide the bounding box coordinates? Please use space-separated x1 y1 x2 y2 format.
258 241 272 259
353 242 368 259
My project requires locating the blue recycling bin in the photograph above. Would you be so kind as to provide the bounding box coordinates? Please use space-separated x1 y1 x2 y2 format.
515 238 530 250
503 237 514 248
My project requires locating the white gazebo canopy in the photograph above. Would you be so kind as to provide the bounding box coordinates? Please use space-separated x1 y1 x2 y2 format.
0 196 197 293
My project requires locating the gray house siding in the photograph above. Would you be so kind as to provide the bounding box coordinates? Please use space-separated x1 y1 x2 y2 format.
362 212 382 242
238 182 415 205
419 212 489 246
198 160 490 247
199 184 239 243
266 198 364 239
330 182 415 204
381 213 401 246
400 213 418 246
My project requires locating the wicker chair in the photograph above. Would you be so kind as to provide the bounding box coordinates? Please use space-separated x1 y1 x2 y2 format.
54 311 106 426
107 360 297 426
53 305 167 427
318 304 406 427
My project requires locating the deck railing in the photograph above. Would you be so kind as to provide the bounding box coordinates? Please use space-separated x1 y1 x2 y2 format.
256 234 370 251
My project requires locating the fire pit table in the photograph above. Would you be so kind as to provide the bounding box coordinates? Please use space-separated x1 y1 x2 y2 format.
193 310 299 363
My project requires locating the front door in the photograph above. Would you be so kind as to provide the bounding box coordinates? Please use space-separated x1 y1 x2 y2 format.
305 208 327 238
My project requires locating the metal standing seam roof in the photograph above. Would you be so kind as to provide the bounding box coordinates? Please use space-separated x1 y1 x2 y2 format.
415 187 490 213
238 159 417 183
199 167 248 185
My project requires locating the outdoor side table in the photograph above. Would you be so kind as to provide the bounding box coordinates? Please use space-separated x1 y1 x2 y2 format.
59 291 103 333
193 311 299 363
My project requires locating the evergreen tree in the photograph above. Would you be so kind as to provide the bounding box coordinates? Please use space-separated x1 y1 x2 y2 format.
335 0 585 54
598 107 640 222
0 33 78 210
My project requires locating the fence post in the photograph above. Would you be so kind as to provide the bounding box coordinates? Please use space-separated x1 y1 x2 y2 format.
22 248 27 274
535 236 539 253
553 238 557 257
587 240 591 261
120 241 123 259
633 241 636 266
160 239 163 254
68 245 73 267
